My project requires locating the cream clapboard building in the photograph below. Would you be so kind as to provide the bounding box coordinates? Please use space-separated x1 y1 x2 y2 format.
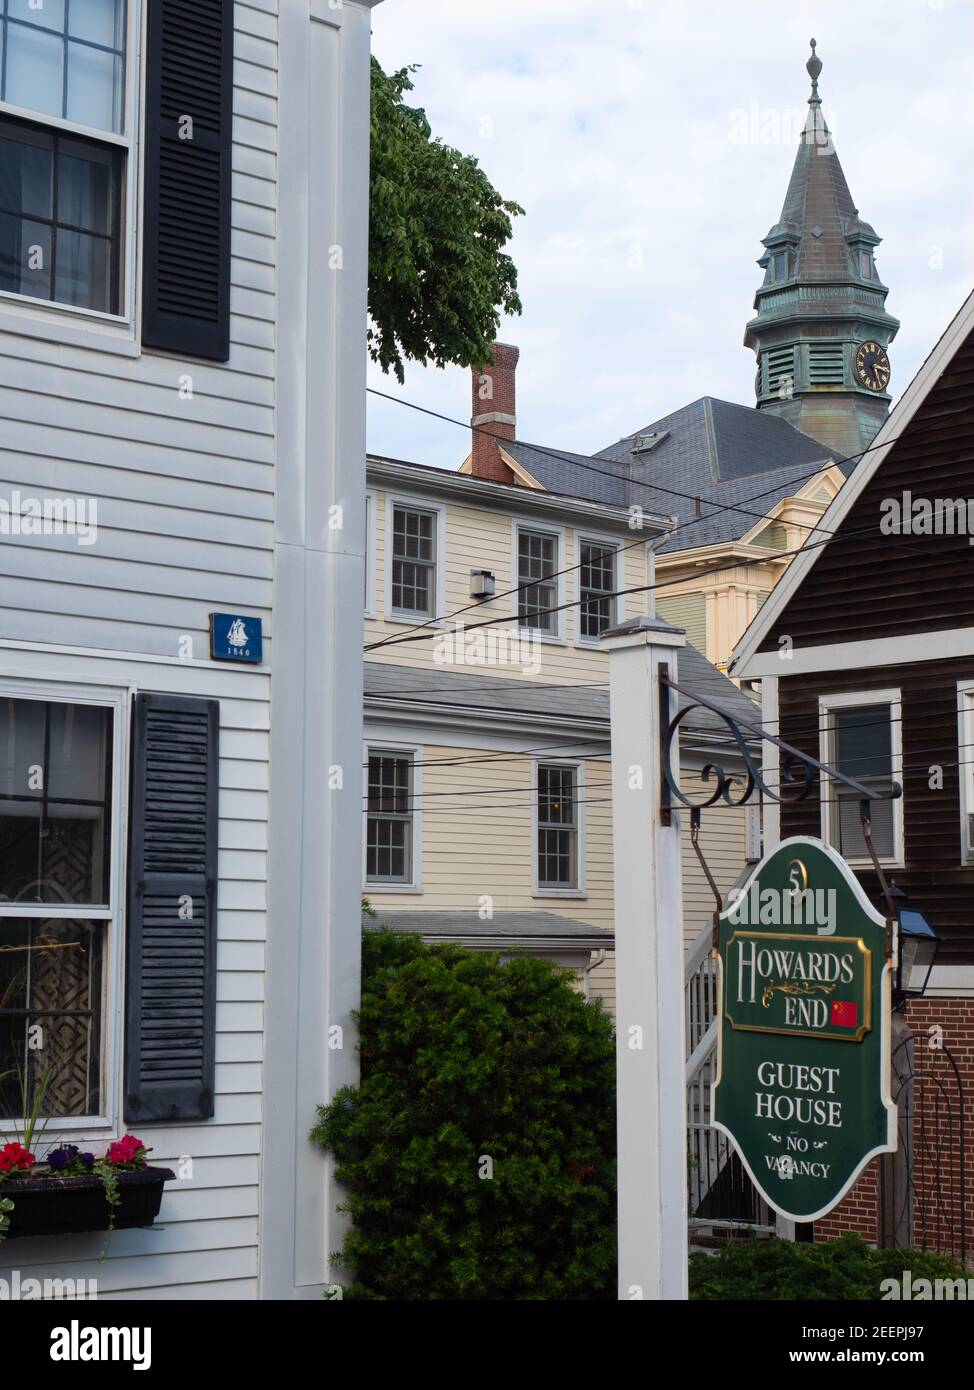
363 408 763 1010
0 0 379 1300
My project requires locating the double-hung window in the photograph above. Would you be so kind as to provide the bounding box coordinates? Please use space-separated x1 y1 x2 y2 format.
820 692 902 864
578 539 617 641
959 683 974 864
366 751 414 885
0 693 114 1123
391 505 437 619
536 763 578 891
517 527 558 634
0 0 129 316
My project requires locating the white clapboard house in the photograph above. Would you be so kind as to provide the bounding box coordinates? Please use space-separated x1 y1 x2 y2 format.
0 0 379 1299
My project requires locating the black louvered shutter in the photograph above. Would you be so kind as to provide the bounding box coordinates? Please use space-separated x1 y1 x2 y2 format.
125 693 219 1123
142 0 233 360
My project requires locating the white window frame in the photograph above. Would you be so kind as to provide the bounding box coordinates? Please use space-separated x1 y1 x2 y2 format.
513 520 566 644
532 757 586 898
818 688 903 868
0 677 128 1137
383 495 445 627
362 741 422 893
0 0 145 353
574 531 619 648
958 682 974 865
364 489 377 618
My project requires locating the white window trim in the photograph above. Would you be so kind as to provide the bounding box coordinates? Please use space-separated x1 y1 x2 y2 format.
512 519 567 645
818 688 903 868
364 489 377 619
383 495 446 627
362 741 422 893
574 531 620 648
0 676 129 1140
0 0 145 352
531 757 587 898
958 681 974 866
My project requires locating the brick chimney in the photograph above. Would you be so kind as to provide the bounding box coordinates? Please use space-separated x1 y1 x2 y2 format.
470 342 519 482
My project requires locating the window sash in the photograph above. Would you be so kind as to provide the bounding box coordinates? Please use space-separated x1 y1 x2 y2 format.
366 753 414 884
537 764 577 888
0 112 123 314
824 700 898 861
579 541 616 639
391 506 436 617
518 530 558 633
0 2 128 137
0 687 120 1126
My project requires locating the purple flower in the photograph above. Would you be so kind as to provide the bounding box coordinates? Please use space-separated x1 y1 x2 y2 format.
46 1144 95 1174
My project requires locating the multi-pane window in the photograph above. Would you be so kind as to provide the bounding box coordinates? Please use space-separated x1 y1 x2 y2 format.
825 701 897 861
0 0 127 133
537 763 577 889
579 540 616 639
0 117 122 311
0 697 113 1122
0 1 127 315
391 506 436 618
518 528 558 633
366 752 413 884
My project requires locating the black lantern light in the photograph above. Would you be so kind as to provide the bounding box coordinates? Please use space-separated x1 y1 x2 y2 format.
879 880 940 1004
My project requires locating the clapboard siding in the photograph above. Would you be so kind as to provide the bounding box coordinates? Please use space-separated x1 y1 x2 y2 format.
365 488 650 687
777 658 974 964
761 333 974 652
363 742 750 1020
0 1 276 1298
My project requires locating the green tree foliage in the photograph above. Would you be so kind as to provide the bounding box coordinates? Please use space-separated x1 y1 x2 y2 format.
368 60 524 382
689 1233 966 1301
311 930 616 1299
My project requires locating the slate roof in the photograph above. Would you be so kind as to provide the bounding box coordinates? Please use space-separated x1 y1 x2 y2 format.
364 642 759 740
362 910 612 947
505 396 833 553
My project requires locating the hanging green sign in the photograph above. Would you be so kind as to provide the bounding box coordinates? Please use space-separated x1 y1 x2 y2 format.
712 836 896 1223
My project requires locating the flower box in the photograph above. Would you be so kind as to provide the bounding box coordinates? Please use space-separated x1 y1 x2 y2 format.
1 1167 175 1240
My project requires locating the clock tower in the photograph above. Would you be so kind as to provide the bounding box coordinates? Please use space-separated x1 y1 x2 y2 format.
744 41 899 460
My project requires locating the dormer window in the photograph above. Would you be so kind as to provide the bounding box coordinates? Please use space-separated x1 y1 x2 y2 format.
772 252 788 280
860 251 874 279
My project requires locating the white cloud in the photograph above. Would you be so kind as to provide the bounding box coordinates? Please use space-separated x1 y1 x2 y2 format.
367 0 974 471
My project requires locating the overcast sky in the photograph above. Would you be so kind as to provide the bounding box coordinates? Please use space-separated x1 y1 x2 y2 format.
367 0 974 472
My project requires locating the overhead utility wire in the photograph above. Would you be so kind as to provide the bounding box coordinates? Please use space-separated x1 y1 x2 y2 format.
367 389 974 653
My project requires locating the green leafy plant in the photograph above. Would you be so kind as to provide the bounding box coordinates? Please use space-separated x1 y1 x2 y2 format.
369 60 523 382
312 929 616 1300
689 1233 966 1301
0 1061 53 1153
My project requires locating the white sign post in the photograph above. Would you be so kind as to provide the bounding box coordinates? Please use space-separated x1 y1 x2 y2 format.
603 615 688 1300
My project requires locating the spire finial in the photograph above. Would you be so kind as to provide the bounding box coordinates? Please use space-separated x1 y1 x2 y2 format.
806 38 822 104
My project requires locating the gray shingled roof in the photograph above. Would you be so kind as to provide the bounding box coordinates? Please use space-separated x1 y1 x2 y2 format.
505 396 836 554
363 910 612 946
364 642 759 739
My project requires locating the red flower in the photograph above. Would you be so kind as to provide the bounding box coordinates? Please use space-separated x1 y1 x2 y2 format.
0 1141 36 1174
105 1134 149 1168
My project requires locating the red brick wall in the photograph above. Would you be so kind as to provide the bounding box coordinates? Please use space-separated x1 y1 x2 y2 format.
814 997 973 1261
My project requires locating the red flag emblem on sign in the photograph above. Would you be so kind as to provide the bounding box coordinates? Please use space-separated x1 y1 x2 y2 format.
831 1000 858 1028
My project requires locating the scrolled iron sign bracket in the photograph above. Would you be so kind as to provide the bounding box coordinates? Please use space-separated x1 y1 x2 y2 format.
659 670 902 941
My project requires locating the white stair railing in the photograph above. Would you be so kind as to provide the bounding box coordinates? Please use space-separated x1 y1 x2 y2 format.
684 919 774 1232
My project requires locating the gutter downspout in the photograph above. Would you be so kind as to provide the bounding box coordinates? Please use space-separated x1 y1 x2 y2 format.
581 947 607 1000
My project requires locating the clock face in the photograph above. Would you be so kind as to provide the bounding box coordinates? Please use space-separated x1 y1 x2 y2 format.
855 340 891 393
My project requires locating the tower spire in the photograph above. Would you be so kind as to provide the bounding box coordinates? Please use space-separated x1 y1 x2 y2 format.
743 39 899 459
